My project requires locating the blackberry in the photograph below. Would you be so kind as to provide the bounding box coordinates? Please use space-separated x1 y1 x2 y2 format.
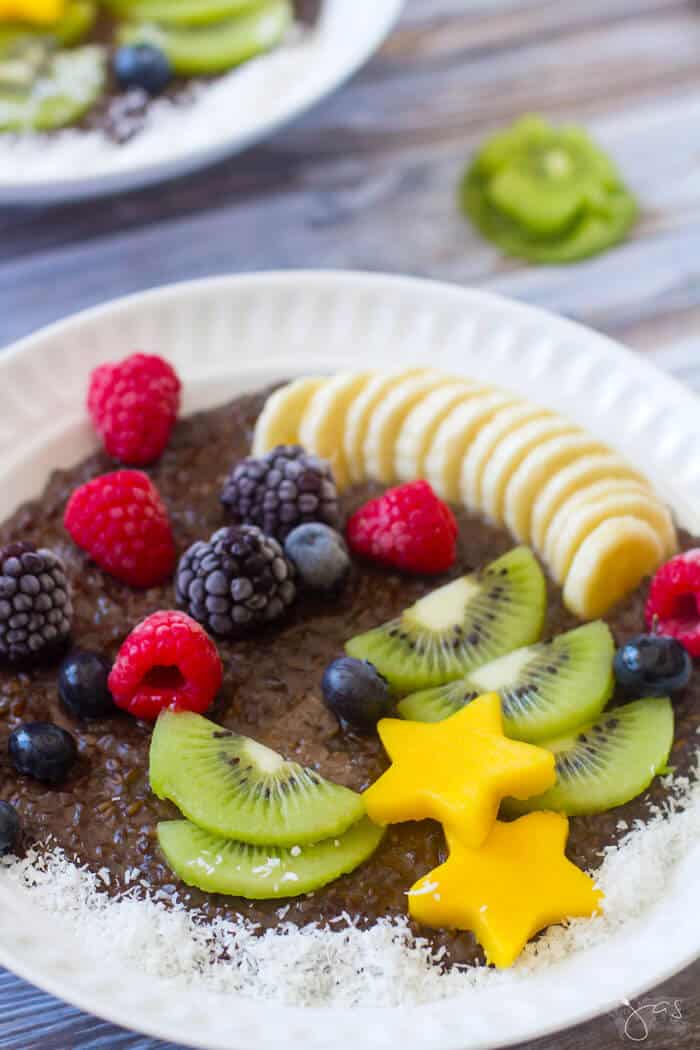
220 445 340 541
176 525 296 637
0 542 73 664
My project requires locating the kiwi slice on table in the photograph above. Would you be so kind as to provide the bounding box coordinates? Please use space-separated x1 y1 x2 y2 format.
345 547 546 694
150 710 365 846
397 621 615 744
506 697 674 817
104 0 264 28
460 115 637 264
158 816 384 899
0 45 105 131
117 0 292 76
0 1 96 57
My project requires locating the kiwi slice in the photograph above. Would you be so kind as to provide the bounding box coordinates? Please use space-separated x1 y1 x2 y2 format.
158 816 384 899
0 45 105 131
397 621 614 744
460 115 637 264
117 0 292 76
506 697 674 817
150 710 365 846
104 0 264 28
345 547 546 694
0 2 97 57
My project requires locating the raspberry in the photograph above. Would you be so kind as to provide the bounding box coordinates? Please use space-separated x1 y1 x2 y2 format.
88 352 181 466
220 445 340 541
0 542 73 664
64 470 176 588
108 610 222 721
176 525 296 636
346 480 458 575
645 550 700 656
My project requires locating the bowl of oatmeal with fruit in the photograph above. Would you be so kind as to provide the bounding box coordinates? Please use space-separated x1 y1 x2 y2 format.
0 0 403 201
0 270 699 1050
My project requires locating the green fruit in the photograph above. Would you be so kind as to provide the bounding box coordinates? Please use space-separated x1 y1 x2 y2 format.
158 816 384 899
118 0 292 76
397 621 614 744
104 0 265 28
506 697 674 816
0 45 105 131
149 710 365 846
0 1 97 56
460 115 638 264
345 547 546 694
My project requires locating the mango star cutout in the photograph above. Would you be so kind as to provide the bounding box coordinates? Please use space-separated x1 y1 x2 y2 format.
363 692 556 847
408 811 603 968
0 0 64 24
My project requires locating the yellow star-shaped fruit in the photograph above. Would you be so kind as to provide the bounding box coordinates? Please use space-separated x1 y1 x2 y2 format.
408 811 603 968
0 0 64 25
363 693 556 848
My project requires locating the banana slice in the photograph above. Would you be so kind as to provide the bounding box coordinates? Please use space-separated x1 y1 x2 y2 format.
344 369 427 484
503 432 607 542
547 485 676 583
363 371 459 484
530 452 649 553
298 372 373 489
479 416 578 523
252 377 326 456
424 391 516 501
394 381 486 482
563 516 664 619
460 403 546 513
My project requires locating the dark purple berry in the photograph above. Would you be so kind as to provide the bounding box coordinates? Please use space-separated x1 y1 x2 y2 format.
176 525 296 637
0 541 72 665
221 445 340 541
284 523 350 592
9 722 77 785
113 44 172 96
614 634 692 698
322 657 392 732
59 649 115 720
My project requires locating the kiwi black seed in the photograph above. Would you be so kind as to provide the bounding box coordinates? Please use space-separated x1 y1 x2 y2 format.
345 547 546 694
149 709 364 845
398 621 615 744
505 697 674 817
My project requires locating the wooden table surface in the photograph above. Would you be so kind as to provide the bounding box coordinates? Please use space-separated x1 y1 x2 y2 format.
2 0 700 1046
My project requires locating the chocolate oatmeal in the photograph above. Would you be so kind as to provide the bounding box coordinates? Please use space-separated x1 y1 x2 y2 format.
0 389 696 969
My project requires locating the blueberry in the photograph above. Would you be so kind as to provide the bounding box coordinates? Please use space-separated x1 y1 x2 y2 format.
113 44 172 96
9 722 77 785
614 634 692 698
59 648 115 720
0 801 19 855
284 523 350 592
322 657 392 731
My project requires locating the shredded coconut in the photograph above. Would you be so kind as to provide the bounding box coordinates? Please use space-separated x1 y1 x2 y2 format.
1 766 699 1007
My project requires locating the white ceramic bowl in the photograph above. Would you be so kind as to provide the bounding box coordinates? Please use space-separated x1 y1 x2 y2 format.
0 1 403 204
0 270 699 1049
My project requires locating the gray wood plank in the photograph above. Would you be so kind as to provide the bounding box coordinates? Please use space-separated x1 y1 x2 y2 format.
1 0 700 1046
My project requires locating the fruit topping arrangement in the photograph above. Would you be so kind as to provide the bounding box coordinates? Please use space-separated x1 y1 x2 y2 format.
0 0 299 132
0 357 694 973
151 710 383 898
459 115 638 264
255 369 675 619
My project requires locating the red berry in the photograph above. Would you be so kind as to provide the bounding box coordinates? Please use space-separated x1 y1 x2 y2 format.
108 610 222 721
88 352 181 466
645 550 700 656
64 470 176 588
346 480 458 575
